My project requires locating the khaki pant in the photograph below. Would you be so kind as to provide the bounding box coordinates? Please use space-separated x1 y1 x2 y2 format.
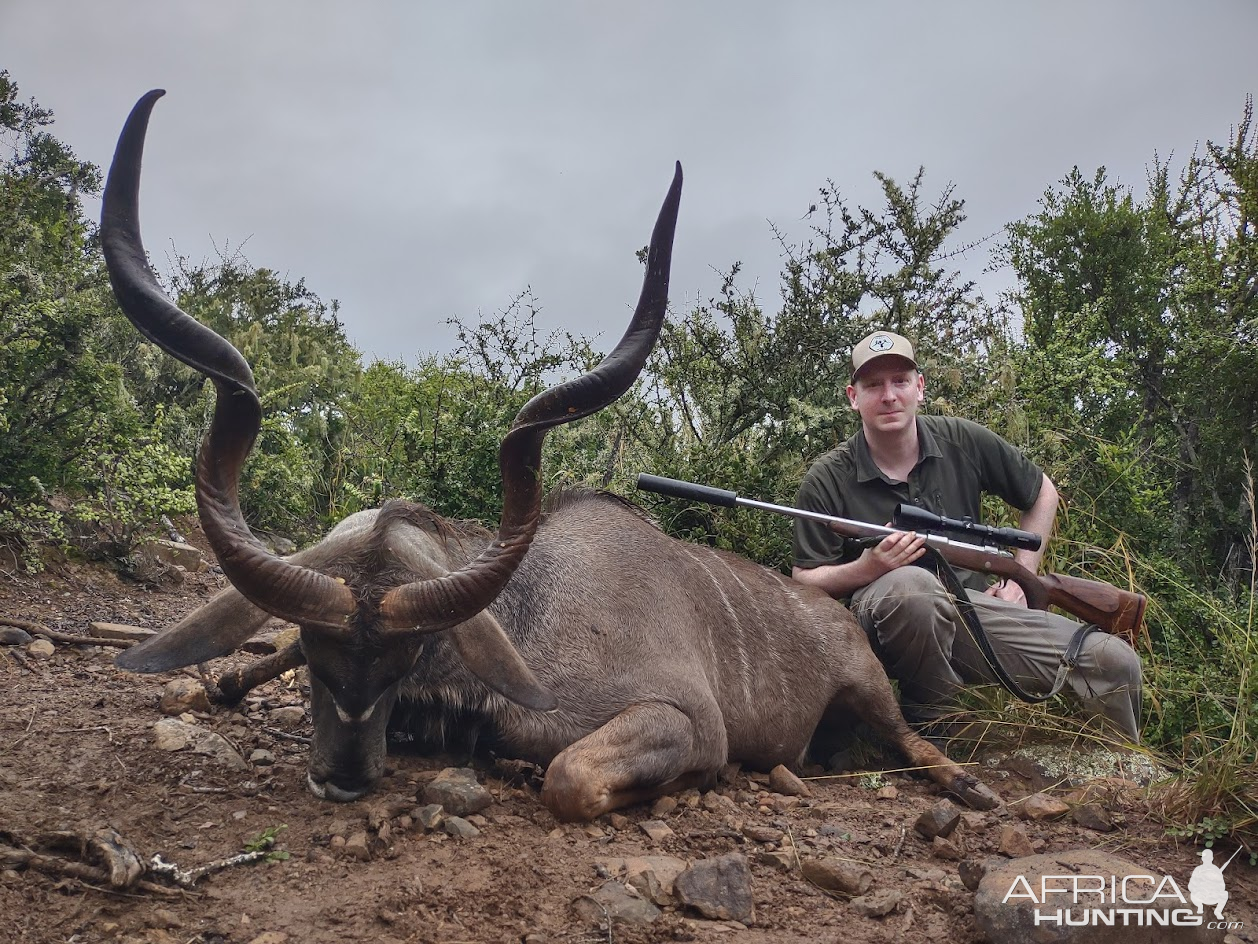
850 566 1142 742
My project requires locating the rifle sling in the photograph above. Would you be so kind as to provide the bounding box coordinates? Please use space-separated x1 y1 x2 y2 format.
925 547 1097 702
856 538 1097 703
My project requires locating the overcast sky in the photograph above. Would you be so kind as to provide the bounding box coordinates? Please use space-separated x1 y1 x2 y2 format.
3 2 1255 363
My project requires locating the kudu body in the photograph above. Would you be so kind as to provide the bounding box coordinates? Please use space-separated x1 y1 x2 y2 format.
103 91 999 819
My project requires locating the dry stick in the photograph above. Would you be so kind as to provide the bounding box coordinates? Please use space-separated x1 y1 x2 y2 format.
210 642 306 705
261 727 311 746
0 846 182 898
147 850 271 888
891 825 907 862
0 616 137 649
3 707 38 753
5 648 35 672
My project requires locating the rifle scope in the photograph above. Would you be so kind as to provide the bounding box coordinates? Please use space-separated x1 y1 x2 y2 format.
892 504 1042 552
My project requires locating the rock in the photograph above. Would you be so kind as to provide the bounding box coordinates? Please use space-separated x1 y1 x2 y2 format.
0 626 33 645
701 790 738 814
874 785 899 801
366 797 417 831
992 743 1166 789
159 678 212 715
151 718 247 768
674 853 755 923
958 857 994 892
1016 792 1070 821
269 705 305 726
997 824 1036 858
414 804 445 831
800 858 873 895
89 622 158 642
257 531 296 555
604 856 688 905
742 825 784 843
755 850 796 872
974 849 1220 943
442 816 481 839
249 749 276 766
850 889 902 918
242 625 300 656
931 835 965 861
768 764 812 797
137 539 207 573
1071 802 1115 832
273 627 300 651
571 881 661 926
997 754 1056 792
639 820 674 842
650 795 678 817
914 801 961 840
343 831 371 861
26 638 55 659
421 768 493 816
152 718 195 752
191 731 249 770
246 933 290 944
146 908 182 929
768 794 803 812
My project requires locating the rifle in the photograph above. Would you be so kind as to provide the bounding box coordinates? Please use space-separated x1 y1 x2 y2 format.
636 473 1146 642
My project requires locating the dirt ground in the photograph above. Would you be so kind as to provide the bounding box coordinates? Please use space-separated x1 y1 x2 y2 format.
1 526 1254 944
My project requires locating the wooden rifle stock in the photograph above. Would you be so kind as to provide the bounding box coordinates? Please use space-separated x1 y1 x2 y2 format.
927 542 1146 643
635 473 1147 643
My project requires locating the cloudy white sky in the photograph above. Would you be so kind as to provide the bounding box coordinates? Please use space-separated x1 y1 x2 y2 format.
3 2 1255 362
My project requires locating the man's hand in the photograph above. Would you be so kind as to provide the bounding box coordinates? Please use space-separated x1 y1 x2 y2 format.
986 578 1027 606
857 529 926 578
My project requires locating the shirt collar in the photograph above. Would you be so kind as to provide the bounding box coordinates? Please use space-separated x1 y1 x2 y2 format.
852 417 943 483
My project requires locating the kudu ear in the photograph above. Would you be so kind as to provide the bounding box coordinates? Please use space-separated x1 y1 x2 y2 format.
115 532 366 673
449 611 558 713
115 585 269 672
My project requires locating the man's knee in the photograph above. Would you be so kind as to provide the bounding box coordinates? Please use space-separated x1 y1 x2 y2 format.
1085 634 1142 689
854 566 947 620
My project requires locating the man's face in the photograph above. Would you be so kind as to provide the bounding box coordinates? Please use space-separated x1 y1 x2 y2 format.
846 358 925 434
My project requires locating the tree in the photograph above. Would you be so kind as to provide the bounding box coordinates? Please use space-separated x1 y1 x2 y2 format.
635 169 1001 566
1000 100 1258 580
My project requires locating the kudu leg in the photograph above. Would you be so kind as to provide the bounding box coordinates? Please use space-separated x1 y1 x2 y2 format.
826 648 1001 811
540 701 726 822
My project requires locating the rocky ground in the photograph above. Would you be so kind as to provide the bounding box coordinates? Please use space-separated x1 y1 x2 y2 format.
1 530 1254 944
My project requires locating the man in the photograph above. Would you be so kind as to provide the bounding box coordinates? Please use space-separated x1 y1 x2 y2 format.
791 330 1142 742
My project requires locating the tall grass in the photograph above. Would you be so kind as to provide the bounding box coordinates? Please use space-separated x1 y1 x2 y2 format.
1147 464 1257 852
942 465 1257 854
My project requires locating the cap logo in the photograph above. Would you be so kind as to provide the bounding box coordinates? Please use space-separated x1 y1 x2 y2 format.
868 334 894 352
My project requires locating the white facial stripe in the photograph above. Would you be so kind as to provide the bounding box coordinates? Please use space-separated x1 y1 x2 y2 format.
334 697 379 724
325 645 421 725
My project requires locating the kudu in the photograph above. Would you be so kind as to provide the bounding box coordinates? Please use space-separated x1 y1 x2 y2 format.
103 90 999 819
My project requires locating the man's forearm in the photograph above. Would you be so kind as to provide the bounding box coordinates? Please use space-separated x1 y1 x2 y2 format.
792 558 881 598
1016 474 1060 575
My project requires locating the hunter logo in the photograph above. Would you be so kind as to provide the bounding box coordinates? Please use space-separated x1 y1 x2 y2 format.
868 334 895 352
1001 848 1244 930
1189 847 1240 920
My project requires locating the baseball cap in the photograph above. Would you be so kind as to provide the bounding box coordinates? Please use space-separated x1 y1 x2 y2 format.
851 331 918 380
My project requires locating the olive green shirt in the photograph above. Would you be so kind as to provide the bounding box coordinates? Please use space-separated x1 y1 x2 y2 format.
792 416 1043 593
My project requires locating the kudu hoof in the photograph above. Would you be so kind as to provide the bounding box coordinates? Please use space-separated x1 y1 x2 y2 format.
948 773 1002 811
